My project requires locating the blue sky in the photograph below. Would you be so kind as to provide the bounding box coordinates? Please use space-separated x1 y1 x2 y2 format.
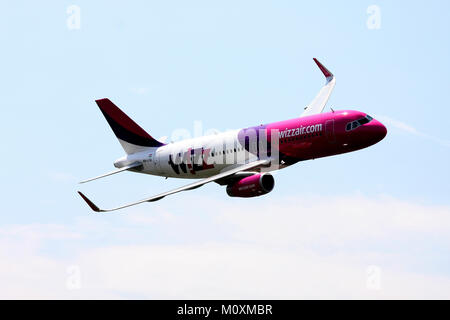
0 1 449 298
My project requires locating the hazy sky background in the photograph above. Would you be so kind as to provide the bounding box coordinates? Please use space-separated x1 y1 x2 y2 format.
0 1 449 298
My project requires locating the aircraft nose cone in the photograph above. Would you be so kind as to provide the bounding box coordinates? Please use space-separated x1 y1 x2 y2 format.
375 120 387 140
368 119 387 142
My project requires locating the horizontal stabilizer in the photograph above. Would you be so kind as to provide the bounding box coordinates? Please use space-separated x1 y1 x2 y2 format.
79 162 142 184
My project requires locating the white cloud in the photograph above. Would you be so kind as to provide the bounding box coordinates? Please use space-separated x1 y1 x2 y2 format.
215 194 450 246
75 243 450 299
0 194 450 299
377 115 450 147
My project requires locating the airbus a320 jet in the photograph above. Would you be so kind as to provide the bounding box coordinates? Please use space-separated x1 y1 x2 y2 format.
78 59 387 212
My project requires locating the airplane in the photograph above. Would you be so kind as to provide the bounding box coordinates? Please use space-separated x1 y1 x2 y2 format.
78 58 387 212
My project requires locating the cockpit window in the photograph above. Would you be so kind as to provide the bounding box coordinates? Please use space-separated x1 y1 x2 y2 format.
346 115 374 131
358 117 369 125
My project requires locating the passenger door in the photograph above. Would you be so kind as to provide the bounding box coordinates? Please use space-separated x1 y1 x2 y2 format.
325 119 336 143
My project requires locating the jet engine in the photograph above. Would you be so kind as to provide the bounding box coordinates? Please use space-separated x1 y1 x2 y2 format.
226 173 275 198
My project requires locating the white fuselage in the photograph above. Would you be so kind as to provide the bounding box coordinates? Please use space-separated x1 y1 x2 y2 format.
114 129 261 179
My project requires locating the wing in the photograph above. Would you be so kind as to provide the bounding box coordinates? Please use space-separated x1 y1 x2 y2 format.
78 159 271 213
79 162 143 184
300 58 336 118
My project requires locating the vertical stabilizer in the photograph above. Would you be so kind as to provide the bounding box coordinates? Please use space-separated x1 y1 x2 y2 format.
95 98 165 154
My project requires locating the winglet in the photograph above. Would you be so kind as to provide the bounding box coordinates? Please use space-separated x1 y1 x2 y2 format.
300 58 336 118
313 58 334 81
78 191 101 212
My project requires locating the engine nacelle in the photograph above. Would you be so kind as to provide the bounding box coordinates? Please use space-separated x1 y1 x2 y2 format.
226 173 275 198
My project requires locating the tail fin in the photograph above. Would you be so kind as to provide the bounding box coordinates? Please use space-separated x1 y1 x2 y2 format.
95 98 165 154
